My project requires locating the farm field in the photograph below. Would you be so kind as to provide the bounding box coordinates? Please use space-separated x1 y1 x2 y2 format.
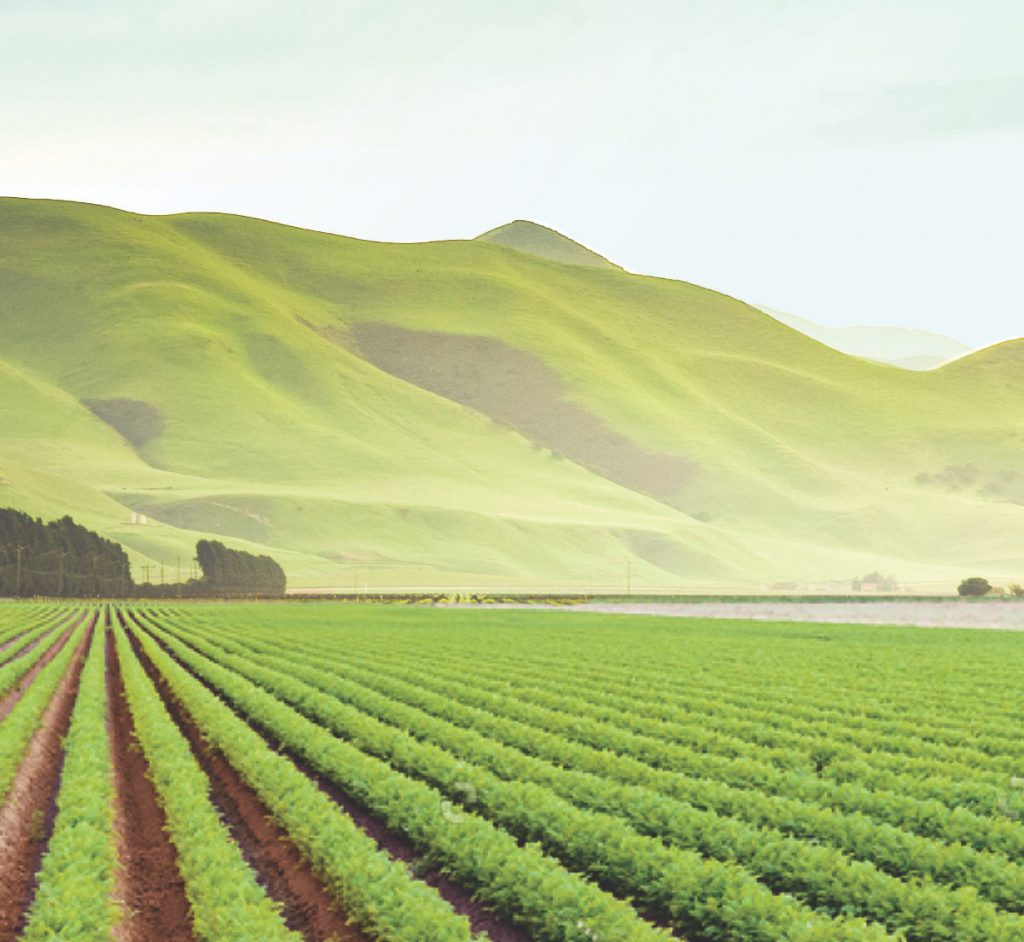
1 602 1023 941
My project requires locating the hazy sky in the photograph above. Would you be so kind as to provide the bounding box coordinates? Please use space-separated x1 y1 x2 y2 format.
3 0 1022 347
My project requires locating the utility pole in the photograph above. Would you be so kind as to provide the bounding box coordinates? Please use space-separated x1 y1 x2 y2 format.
141 564 152 585
56 551 66 597
626 560 632 597
160 562 165 585
177 555 182 597
15 545 26 597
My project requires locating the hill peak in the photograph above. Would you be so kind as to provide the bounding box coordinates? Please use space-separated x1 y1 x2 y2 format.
473 220 621 271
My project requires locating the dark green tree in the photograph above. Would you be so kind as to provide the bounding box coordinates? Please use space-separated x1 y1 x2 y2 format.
0 508 131 597
958 577 992 597
195 539 286 596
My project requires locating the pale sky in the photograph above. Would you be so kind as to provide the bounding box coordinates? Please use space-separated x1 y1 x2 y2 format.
3 0 1022 347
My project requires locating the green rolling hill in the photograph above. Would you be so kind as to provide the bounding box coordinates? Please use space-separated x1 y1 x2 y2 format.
1 196 1021 591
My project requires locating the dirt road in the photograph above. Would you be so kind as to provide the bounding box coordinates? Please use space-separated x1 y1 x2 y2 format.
562 600 1024 630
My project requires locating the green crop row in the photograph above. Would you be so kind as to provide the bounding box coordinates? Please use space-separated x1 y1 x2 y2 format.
338 636 1024 815
142 614 900 942
112 623 302 942
399 637 1024 776
186 617 1024 920
0 606 65 652
21 625 120 941
157 616 1024 942
219 620 1024 860
489 640 1024 762
130 616 680 942
0 615 90 806
0 612 78 697
334 634 1024 829
381 627 1024 760
119 617 483 942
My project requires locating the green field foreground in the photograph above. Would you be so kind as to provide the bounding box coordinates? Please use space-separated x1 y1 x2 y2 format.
1 601 1024 941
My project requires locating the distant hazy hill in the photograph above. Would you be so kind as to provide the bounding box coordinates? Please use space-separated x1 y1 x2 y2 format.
755 305 971 370
474 220 622 270
1 197 1022 590
471 232 970 371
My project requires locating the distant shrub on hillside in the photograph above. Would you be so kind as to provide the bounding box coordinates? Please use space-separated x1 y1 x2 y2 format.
1008 583 1024 598
916 464 979 490
852 571 899 592
958 577 992 597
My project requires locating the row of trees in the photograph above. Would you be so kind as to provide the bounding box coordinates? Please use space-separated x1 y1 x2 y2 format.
0 509 132 597
1 510 286 598
195 539 286 596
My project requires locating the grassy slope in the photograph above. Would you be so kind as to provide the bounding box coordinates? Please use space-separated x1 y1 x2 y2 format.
1 197 1021 589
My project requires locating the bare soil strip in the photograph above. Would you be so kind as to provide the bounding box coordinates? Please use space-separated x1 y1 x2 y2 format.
557 600 1024 630
0 628 36 661
0 632 48 669
0 615 84 724
126 628 369 942
0 619 92 942
129 617 532 942
106 628 197 942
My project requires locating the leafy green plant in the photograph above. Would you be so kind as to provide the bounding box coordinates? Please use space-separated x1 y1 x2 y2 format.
113 624 301 942
0 614 89 807
22 626 121 941
0 615 74 699
162 615 1024 941
135 615 677 942
122 617 483 942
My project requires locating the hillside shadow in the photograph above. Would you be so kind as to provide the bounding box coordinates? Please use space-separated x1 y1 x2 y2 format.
349 323 693 504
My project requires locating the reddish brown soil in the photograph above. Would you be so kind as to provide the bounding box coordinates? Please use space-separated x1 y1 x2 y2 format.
106 630 197 942
129 630 369 942
0 630 34 661
0 620 92 941
127 615 530 942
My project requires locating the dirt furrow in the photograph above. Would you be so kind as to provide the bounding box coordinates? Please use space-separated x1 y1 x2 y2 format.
106 629 197 942
0 629 35 661
0 633 45 669
126 628 368 942
127 616 532 942
0 618 92 942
